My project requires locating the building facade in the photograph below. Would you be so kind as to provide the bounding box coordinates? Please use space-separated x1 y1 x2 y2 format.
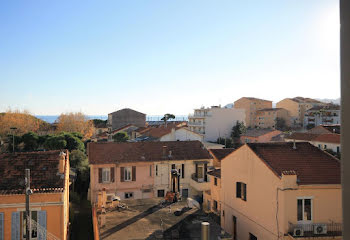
304 105 341 128
0 150 70 240
234 97 272 128
108 108 146 130
255 108 290 129
220 143 342 240
188 106 245 142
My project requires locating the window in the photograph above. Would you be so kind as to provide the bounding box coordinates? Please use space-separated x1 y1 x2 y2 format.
213 200 218 211
297 198 312 221
22 211 38 239
245 138 250 143
157 190 165 197
124 192 133 199
156 165 158 176
214 177 218 186
124 167 132 181
249 233 257 240
232 216 237 240
172 164 176 169
318 144 321 149
102 168 111 183
182 164 185 178
149 165 152 176
236 182 247 201
337 146 340 154
324 144 327 149
207 200 211 211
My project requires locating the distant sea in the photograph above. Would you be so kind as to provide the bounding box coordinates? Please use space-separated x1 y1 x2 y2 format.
36 115 188 124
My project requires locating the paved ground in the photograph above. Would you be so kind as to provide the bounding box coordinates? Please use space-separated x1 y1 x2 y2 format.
99 198 230 240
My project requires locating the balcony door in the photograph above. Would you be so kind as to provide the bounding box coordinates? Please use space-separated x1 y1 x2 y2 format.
297 198 313 224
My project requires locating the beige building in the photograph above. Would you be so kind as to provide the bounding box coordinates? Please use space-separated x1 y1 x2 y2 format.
188 106 245 142
234 97 272 128
276 97 325 128
255 108 290 129
220 142 342 240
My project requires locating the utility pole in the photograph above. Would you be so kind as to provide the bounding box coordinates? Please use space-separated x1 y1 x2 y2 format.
10 127 17 153
25 169 32 240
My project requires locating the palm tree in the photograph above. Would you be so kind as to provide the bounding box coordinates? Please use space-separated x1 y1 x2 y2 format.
161 114 175 127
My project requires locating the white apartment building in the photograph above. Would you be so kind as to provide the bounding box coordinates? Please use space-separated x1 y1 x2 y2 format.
188 106 245 142
304 104 341 128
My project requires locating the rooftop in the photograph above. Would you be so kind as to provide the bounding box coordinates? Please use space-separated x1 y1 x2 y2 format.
290 97 323 103
257 108 284 112
209 148 236 161
247 142 340 185
286 132 340 144
241 129 280 137
0 150 68 194
88 141 212 164
207 169 221 178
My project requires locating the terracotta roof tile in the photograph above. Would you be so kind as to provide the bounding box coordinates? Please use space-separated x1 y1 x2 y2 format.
88 141 212 164
247 142 340 185
0 150 68 194
313 134 340 144
209 148 236 161
242 129 280 137
285 132 317 141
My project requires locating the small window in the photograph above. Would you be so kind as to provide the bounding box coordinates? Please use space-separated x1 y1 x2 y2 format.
214 177 218 186
157 190 165 197
324 145 327 150
149 165 152 177
236 182 247 201
124 167 132 181
337 146 340 154
297 198 312 221
102 168 111 183
213 200 218 211
249 233 257 240
125 192 133 199
318 144 321 149
156 165 158 176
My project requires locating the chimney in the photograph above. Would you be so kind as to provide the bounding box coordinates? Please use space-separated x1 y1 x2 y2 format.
293 140 297 150
59 151 66 174
168 150 172 158
162 146 167 158
333 128 336 133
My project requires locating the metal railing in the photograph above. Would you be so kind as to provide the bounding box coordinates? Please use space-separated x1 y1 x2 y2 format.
288 222 342 238
191 173 209 183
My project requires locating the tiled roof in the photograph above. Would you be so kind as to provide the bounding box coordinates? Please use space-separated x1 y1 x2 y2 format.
291 97 322 103
308 104 340 111
207 169 221 178
320 125 341 134
0 150 68 195
239 97 272 102
247 142 340 185
88 141 212 164
209 148 236 161
285 132 317 141
312 134 340 144
241 129 279 137
257 108 284 112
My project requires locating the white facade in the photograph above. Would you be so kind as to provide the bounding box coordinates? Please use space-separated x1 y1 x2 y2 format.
285 138 341 154
188 106 246 142
304 109 340 127
153 159 213 198
159 128 204 142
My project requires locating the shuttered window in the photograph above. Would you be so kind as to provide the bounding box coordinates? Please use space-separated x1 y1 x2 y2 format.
0 212 3 240
98 168 103 183
181 164 185 178
132 166 136 181
236 182 247 201
11 212 20 240
38 211 47 240
110 167 115 182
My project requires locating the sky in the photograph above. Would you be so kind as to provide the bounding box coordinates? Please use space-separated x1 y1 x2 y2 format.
0 0 340 116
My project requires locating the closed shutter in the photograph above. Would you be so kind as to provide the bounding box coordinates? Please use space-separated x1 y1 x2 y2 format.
243 183 247 201
181 164 185 178
132 166 136 181
110 167 115 182
11 212 20 240
98 168 102 183
120 167 125 182
0 212 3 240
236 182 241 198
204 163 207 182
38 211 47 240
195 164 198 178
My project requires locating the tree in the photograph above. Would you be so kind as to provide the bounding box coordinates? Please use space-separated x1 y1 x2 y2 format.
231 121 246 139
217 137 233 148
56 112 95 139
61 132 85 152
21 131 39 151
69 149 88 169
43 135 67 150
113 132 129 142
275 117 288 131
161 113 175 127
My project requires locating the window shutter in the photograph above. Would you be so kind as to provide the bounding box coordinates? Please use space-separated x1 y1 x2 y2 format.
0 212 3 240
182 164 185 178
204 163 208 182
120 167 125 182
243 183 247 201
195 164 198 178
110 167 115 182
132 166 136 181
236 182 241 198
38 211 47 240
98 168 102 183
11 212 20 240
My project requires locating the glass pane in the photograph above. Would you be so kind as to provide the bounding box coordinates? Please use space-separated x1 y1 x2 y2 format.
297 199 303 221
197 166 203 178
304 199 312 221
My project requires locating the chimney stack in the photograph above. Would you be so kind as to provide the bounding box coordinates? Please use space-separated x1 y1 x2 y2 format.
293 140 297 150
59 151 66 174
162 146 167 158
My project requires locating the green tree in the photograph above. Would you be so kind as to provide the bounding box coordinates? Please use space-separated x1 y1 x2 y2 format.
43 135 67 150
61 132 85 152
21 131 39 151
69 149 88 169
275 117 288 131
217 137 233 148
161 113 175 127
7 134 22 153
231 121 246 138
113 132 129 142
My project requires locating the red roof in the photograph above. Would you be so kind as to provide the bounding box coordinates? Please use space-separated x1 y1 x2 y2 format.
313 134 340 144
88 141 212 164
247 142 340 185
0 150 68 194
209 148 236 161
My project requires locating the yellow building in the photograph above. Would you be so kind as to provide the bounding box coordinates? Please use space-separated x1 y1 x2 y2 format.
276 97 324 128
0 150 70 240
255 108 290 129
221 142 342 240
234 97 272 128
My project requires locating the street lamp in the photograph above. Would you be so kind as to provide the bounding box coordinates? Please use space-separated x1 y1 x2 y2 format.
10 127 17 153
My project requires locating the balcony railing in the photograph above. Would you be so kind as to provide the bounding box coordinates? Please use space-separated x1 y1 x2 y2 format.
288 222 342 238
188 113 212 118
191 173 209 183
188 121 205 126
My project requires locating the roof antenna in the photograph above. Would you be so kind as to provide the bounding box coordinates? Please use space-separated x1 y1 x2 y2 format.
293 139 297 150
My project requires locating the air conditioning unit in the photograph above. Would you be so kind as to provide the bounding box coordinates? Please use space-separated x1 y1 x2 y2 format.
314 224 327 235
293 228 304 237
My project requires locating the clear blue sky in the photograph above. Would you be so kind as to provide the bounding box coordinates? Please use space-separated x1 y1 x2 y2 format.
0 0 340 115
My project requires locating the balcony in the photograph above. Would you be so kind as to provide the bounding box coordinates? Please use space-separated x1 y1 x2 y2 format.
190 173 210 192
188 113 211 118
188 121 205 126
288 222 342 238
